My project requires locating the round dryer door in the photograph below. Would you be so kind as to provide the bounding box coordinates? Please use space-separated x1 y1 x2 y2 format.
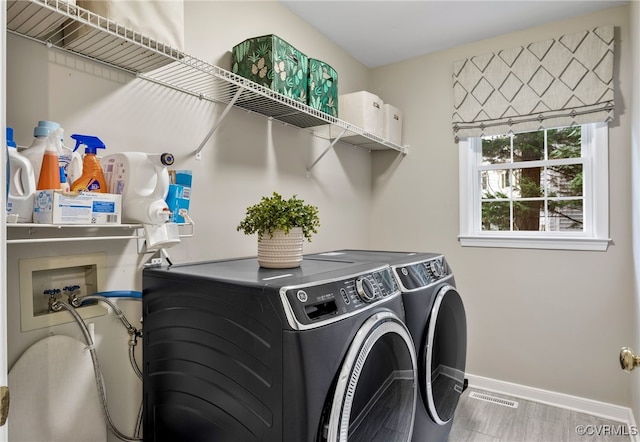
322 311 417 442
423 284 467 425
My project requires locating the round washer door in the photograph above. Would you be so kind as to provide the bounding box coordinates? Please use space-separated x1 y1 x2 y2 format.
423 284 467 425
323 311 417 442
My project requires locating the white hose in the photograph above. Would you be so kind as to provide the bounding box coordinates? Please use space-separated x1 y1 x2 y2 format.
78 295 143 380
53 300 143 442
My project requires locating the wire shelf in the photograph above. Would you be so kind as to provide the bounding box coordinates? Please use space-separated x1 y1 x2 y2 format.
6 222 194 244
6 0 408 154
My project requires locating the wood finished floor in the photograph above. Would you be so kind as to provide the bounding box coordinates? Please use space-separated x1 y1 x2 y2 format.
351 378 414 442
449 389 632 442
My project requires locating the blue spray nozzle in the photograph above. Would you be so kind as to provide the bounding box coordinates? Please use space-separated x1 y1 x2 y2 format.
6 127 16 148
70 134 106 154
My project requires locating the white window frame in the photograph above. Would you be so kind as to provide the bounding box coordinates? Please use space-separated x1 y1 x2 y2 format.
458 122 610 251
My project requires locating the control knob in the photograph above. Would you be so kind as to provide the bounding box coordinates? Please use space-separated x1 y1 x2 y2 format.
429 259 445 279
355 277 377 302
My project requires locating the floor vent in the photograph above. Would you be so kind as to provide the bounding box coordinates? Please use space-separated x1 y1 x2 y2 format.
469 391 519 408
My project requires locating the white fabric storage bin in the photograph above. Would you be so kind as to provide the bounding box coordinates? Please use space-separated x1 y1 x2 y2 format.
336 91 384 137
382 104 403 145
75 0 185 51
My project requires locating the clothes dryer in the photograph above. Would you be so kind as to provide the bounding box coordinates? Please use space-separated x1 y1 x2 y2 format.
308 250 467 442
142 257 418 442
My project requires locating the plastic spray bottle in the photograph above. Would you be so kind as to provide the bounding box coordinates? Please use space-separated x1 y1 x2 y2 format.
70 134 107 193
36 128 62 190
6 127 37 222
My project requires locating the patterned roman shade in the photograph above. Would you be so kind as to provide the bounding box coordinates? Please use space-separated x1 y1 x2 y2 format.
452 26 614 141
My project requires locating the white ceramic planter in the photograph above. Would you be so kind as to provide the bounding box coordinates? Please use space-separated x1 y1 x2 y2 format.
257 227 304 269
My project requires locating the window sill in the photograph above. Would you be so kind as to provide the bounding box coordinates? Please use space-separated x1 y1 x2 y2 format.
458 235 611 251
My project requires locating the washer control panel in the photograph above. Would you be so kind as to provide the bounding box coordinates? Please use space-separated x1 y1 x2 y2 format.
280 266 399 329
394 256 451 291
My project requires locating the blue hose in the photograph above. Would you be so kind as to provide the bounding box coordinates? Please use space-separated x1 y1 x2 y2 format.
90 290 142 299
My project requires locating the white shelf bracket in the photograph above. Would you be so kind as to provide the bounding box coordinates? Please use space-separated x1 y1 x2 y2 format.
194 87 245 160
306 127 349 177
136 217 195 254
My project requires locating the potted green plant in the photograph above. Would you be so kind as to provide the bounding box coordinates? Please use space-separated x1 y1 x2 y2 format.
237 192 320 268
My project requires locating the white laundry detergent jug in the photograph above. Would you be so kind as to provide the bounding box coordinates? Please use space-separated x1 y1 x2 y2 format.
6 127 36 223
20 120 82 185
101 152 175 224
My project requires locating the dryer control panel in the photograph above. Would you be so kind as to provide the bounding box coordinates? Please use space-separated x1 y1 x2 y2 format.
393 256 452 291
280 266 400 330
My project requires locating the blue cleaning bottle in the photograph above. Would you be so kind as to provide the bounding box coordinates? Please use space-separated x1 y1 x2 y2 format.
69 134 107 193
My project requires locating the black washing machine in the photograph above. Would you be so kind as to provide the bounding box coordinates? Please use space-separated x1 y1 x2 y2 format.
142 256 418 442
308 250 467 442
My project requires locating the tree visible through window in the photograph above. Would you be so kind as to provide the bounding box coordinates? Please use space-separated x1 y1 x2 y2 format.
479 127 584 232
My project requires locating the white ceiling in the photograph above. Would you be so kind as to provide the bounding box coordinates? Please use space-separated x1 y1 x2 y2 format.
280 0 628 68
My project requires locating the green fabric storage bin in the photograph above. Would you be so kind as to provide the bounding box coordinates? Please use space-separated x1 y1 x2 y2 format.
308 58 338 118
232 34 308 104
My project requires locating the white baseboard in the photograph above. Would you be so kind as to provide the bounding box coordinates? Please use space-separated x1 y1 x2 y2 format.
466 374 638 442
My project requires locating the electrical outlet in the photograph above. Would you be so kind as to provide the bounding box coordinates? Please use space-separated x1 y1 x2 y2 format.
146 258 163 267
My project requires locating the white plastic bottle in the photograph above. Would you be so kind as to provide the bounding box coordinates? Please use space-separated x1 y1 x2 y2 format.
21 120 59 182
20 121 82 186
101 152 174 224
6 127 36 223
58 134 82 185
36 128 62 191
59 166 70 192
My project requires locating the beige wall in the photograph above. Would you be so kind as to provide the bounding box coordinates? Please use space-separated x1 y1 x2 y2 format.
6 2 373 440
370 5 634 407
6 1 638 438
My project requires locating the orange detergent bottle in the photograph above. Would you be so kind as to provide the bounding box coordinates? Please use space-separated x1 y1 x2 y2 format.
36 128 62 190
70 134 107 193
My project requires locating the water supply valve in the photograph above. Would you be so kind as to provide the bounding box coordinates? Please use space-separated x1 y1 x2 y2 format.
63 285 82 307
46 288 62 312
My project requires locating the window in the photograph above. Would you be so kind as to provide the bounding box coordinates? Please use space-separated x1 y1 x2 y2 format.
458 123 610 251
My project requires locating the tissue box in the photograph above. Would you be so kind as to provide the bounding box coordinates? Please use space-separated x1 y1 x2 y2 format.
337 91 383 136
308 58 338 117
166 170 192 224
382 104 403 145
33 191 121 225
232 34 308 104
